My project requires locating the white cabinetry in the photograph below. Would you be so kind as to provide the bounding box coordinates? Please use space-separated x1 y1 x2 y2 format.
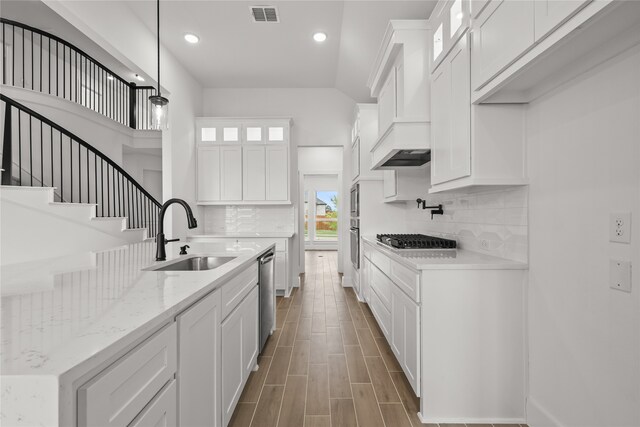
243 146 267 201
430 0 471 71
534 0 591 42
471 0 534 91
197 147 221 202
220 146 243 201
367 20 431 170
78 324 177 427
265 145 289 201
129 380 177 427
390 285 420 392
383 168 429 203
350 104 381 182
196 118 292 205
177 289 221 427
221 286 259 427
431 33 471 185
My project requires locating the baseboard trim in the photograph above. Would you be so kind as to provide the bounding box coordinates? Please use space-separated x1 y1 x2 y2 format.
417 412 526 425
527 397 564 427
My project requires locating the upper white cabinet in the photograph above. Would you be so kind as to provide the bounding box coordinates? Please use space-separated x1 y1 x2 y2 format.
471 0 535 91
534 0 591 41
430 0 471 71
431 33 471 185
265 145 289 201
177 289 221 427
469 0 629 103
350 104 382 182
383 168 429 203
367 20 432 170
196 118 292 205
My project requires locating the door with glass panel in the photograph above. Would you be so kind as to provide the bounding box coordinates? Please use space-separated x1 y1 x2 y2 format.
303 176 339 250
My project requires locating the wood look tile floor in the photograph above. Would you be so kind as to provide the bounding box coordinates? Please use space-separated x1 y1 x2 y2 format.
229 251 529 427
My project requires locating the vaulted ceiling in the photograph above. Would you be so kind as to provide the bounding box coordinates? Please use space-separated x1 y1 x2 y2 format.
124 1 435 102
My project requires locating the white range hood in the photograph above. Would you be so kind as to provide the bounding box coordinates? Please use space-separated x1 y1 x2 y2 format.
367 20 431 170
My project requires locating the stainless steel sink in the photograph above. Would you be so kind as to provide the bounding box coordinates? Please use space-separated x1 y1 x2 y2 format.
152 256 237 271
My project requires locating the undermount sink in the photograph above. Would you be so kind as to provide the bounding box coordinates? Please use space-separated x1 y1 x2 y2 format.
152 256 237 271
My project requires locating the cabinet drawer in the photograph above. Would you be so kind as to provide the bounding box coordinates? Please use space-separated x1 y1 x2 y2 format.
369 287 391 340
370 264 392 312
389 260 420 303
129 379 177 427
369 247 391 276
222 263 259 320
78 323 177 427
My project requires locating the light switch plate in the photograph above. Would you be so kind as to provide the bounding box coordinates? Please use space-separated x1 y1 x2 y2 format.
610 260 632 293
610 212 631 243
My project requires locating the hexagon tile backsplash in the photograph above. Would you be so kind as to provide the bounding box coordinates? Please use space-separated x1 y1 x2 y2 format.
405 187 528 262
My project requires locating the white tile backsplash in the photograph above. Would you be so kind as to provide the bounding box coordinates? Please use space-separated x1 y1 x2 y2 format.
203 205 295 233
404 187 528 262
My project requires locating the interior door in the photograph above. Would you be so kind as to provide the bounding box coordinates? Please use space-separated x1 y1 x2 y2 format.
303 175 339 251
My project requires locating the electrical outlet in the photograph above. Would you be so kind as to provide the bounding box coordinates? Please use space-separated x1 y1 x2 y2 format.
610 212 631 243
610 260 632 293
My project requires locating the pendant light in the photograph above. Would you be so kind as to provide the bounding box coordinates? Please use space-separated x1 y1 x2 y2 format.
149 0 169 130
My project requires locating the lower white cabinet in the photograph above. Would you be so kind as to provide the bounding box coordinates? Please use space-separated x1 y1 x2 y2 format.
221 286 259 427
275 251 287 294
129 380 177 427
177 289 221 427
390 285 420 395
78 324 177 427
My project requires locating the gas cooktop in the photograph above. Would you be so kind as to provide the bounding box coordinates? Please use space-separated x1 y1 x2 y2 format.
376 234 457 250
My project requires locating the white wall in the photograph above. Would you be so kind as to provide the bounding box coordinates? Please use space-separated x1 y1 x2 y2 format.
526 45 640 427
45 0 204 240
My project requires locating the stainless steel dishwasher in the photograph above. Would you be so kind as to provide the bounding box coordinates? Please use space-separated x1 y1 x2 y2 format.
258 249 276 353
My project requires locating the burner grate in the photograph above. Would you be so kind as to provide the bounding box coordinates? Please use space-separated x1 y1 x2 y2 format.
376 234 457 249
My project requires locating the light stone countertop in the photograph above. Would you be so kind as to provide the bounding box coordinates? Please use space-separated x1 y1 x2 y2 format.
189 231 295 238
0 240 274 426
362 236 528 270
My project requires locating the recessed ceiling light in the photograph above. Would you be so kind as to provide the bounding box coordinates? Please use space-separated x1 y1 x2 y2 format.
313 32 327 43
135 74 145 82
184 33 200 44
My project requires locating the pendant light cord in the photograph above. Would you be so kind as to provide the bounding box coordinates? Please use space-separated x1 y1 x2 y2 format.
156 0 161 96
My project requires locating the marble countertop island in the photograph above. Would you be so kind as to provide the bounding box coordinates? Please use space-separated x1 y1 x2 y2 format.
1 240 274 426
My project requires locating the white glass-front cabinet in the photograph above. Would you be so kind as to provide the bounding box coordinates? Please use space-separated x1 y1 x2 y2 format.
177 289 221 427
196 118 292 204
430 0 470 70
431 33 471 185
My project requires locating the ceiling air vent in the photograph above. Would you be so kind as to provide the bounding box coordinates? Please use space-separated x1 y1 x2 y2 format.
250 6 279 23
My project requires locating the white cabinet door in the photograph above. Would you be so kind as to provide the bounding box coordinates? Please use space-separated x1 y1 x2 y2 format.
431 34 471 185
351 139 360 182
361 256 370 303
383 170 397 199
177 289 221 427
243 146 266 201
534 0 590 41
471 0 534 90
378 68 397 136
197 146 221 202
221 287 259 426
275 251 287 292
221 301 244 427
390 286 420 396
265 145 289 201
242 287 259 378
129 380 177 427
220 146 242 201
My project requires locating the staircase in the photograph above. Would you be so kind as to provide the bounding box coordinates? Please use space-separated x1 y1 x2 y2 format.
0 20 163 266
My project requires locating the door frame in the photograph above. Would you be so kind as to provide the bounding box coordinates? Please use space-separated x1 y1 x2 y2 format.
298 170 343 273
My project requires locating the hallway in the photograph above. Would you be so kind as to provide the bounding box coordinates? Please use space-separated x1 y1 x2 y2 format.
228 250 423 427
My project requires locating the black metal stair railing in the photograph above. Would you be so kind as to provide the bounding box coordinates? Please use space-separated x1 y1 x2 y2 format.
1 94 161 238
0 18 157 130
